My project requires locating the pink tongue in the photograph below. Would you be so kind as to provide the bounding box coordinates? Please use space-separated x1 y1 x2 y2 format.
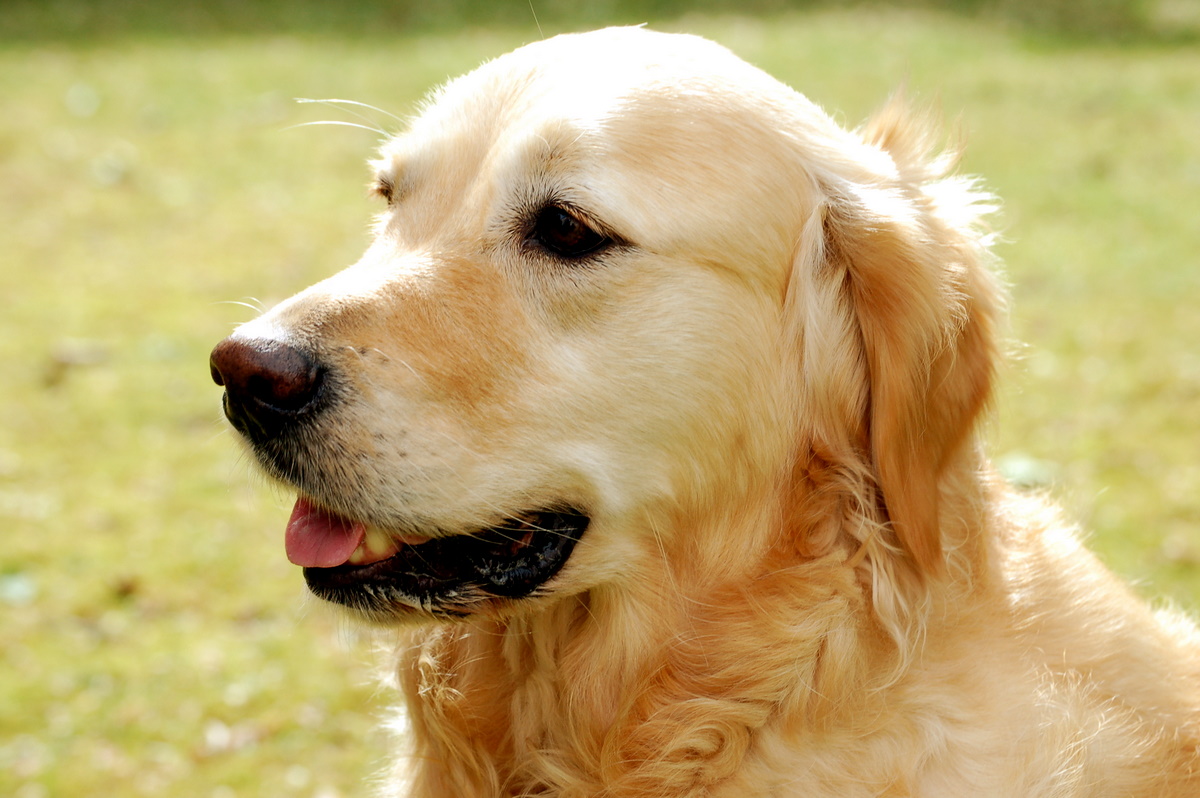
285 498 366 568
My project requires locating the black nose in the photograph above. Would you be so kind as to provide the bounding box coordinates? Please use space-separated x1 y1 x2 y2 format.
210 336 325 443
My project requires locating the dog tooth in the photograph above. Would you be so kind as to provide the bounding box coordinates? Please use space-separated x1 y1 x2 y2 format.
364 527 400 559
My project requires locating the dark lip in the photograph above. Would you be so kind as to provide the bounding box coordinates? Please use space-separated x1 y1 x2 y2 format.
301 509 590 617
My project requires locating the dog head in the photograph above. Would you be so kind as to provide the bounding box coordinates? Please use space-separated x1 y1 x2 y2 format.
211 27 1000 623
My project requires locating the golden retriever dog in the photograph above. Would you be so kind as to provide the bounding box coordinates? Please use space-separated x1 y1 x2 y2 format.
210 27 1200 797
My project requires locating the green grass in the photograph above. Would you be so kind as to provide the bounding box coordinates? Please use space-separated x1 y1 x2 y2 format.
1 5 1198 796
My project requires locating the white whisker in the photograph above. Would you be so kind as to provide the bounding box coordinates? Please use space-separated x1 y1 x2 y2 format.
527 0 543 39
213 298 266 314
296 97 407 125
286 120 390 137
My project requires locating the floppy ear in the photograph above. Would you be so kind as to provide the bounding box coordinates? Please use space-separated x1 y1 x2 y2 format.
813 112 1002 574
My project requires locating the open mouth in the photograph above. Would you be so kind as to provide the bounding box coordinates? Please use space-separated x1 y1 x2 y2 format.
286 498 589 616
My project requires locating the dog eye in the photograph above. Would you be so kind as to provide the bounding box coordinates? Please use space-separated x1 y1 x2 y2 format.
370 175 395 204
530 205 611 259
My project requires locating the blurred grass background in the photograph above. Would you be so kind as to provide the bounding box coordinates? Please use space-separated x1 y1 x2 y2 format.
1 1 1198 796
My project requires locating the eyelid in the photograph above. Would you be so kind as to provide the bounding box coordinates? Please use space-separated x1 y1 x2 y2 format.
370 174 395 203
540 201 611 238
562 205 626 250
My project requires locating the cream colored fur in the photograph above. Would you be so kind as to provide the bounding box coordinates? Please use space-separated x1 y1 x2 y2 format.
234 27 1200 796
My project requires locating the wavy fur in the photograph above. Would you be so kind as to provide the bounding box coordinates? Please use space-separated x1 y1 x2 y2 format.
222 28 1200 797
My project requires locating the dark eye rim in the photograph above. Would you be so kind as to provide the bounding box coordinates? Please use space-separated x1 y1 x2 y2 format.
526 203 615 260
369 174 395 204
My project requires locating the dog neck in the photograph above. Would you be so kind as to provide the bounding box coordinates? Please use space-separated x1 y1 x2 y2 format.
388 511 901 796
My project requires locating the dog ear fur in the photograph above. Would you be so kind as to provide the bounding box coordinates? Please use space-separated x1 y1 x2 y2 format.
798 105 1002 574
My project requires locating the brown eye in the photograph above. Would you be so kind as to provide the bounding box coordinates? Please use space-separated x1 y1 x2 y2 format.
530 205 610 259
371 175 394 203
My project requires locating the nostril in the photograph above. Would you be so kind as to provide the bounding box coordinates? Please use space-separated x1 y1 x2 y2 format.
210 358 228 387
210 336 324 422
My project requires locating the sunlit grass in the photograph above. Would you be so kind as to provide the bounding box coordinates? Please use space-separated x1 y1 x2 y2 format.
1 8 1198 797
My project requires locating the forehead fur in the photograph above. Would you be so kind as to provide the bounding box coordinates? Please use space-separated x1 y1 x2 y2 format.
373 27 900 277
